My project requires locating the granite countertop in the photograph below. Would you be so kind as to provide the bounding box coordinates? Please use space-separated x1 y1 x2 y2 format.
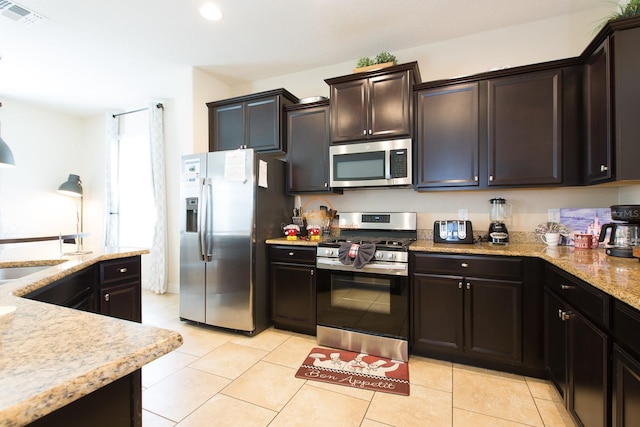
0 244 183 426
266 237 640 311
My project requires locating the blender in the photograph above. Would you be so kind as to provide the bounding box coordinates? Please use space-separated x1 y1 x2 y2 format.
488 197 510 244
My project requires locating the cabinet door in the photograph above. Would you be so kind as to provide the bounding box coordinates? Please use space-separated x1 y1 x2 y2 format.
415 83 479 188
286 104 332 193
487 69 562 186
211 103 244 151
246 96 279 152
544 289 568 401
585 39 612 184
270 263 316 335
411 274 464 354
613 26 640 181
568 308 609 427
613 345 640 427
330 79 368 143
369 71 412 139
465 277 522 363
100 281 141 322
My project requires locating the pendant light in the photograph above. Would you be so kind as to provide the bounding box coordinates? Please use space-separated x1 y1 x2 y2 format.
0 102 16 168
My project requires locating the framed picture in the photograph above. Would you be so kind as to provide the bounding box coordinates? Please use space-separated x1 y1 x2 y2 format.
559 208 612 245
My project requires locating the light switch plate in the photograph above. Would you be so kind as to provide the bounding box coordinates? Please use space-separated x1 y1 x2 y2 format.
458 209 469 221
548 208 560 223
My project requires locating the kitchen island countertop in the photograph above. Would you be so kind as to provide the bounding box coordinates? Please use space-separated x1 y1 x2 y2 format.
266 237 640 311
0 245 183 426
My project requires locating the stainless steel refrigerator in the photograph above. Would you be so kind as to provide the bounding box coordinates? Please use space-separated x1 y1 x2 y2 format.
179 149 292 335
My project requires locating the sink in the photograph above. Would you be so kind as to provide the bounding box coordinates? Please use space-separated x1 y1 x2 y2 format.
0 265 54 281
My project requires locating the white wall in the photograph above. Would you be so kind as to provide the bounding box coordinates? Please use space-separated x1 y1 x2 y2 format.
0 99 98 247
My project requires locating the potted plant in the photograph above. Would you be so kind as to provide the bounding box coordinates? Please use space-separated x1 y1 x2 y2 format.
597 0 640 29
353 51 397 73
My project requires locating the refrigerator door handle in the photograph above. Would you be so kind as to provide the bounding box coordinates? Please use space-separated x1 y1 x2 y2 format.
203 178 214 261
198 178 206 261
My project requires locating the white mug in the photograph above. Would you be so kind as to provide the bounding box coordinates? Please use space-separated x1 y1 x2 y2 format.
540 232 560 246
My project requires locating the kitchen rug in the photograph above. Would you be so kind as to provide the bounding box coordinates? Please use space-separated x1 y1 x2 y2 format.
295 347 410 396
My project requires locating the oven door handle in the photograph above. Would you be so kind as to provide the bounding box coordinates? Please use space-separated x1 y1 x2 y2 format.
316 258 408 275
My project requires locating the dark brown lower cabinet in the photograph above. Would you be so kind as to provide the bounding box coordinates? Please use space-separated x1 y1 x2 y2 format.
27 370 141 427
22 256 143 426
544 265 610 427
613 345 640 427
613 300 640 427
269 246 316 335
412 274 522 363
409 253 542 375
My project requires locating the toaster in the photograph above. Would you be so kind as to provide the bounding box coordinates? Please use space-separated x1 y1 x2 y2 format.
433 220 474 244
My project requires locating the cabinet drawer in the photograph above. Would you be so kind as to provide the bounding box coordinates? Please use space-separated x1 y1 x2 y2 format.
269 246 316 264
411 253 523 279
613 301 640 358
546 265 610 328
100 257 141 284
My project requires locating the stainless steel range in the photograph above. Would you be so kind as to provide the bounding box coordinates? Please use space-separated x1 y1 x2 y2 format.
316 212 416 362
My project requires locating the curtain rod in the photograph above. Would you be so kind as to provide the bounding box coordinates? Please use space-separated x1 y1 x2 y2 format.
112 103 164 118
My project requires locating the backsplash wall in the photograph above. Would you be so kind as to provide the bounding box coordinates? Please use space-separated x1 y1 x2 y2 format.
297 185 626 238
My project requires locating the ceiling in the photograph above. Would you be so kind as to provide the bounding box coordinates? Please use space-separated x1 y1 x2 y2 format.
0 0 617 116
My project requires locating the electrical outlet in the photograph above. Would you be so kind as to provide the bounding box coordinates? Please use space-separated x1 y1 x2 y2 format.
458 209 469 221
548 208 560 223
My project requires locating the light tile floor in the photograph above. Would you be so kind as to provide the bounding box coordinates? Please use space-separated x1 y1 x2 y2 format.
140 291 576 427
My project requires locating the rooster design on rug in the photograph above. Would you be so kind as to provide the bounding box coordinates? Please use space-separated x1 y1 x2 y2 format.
308 352 402 378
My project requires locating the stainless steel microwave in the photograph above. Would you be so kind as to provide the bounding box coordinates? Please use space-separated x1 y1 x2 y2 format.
329 138 412 188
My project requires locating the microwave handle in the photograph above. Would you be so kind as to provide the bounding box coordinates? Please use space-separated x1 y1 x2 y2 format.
385 150 391 180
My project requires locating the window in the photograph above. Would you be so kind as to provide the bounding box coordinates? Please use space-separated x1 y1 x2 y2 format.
117 111 155 247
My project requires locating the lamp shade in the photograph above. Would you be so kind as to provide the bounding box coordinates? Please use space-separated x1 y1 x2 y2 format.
0 135 15 168
58 174 83 197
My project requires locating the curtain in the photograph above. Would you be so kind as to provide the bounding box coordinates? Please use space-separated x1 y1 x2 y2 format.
147 103 168 294
104 114 120 247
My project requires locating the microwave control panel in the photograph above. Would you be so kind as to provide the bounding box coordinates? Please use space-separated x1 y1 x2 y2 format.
390 149 408 178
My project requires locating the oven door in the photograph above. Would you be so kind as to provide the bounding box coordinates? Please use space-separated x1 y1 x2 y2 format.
316 266 409 341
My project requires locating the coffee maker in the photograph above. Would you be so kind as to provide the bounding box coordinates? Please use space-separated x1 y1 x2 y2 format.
599 205 640 258
488 197 510 244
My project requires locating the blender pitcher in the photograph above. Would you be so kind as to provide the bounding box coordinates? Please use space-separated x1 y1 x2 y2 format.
488 198 511 244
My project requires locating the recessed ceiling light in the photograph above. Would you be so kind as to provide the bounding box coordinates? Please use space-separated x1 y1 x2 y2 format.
199 3 222 21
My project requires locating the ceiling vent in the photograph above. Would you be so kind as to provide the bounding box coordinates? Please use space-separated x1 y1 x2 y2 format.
0 0 45 26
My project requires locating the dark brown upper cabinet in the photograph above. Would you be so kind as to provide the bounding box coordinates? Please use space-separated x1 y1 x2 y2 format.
582 17 640 184
207 88 298 154
487 69 562 187
325 62 421 144
584 39 612 184
415 82 480 189
414 62 581 191
285 100 341 194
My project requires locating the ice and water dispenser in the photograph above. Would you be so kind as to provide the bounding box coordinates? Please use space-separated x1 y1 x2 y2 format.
185 197 198 232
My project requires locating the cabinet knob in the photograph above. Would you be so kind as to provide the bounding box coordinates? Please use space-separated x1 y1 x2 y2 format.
461 262 469 268
458 282 463 289
558 308 563 319
310 269 314 276
474 176 478 182
489 175 494 182
600 164 608 172
560 284 575 290
119 268 128 273
324 182 328 188
288 252 294 256
466 282 471 290
363 130 367 135
104 293 110 302
560 311 573 321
